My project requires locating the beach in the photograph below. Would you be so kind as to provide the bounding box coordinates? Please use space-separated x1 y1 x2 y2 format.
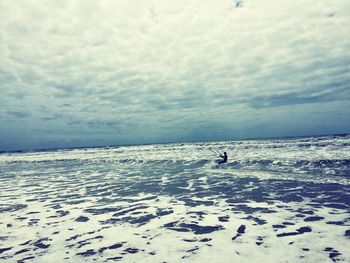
0 135 349 262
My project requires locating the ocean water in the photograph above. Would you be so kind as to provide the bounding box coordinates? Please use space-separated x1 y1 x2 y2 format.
0 135 349 262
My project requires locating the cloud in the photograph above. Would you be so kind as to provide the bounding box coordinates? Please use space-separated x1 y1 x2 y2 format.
6 111 31 119
0 0 350 150
250 85 350 108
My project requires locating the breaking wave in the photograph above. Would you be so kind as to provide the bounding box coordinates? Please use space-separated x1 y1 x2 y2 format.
1 134 349 184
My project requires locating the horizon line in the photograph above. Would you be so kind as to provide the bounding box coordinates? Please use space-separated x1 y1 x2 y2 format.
1 132 349 154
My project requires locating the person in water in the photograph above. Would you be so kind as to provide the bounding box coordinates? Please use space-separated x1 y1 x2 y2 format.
217 152 228 164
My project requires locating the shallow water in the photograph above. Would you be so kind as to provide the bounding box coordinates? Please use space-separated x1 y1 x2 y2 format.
0 135 349 262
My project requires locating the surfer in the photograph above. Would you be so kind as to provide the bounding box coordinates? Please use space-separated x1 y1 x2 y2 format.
217 152 228 164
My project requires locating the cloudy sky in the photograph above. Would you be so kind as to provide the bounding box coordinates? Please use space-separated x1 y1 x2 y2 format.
1 0 350 151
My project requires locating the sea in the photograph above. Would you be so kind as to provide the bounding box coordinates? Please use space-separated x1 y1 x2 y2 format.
0 134 349 262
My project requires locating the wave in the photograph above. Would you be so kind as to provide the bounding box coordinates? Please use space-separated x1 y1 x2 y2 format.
1 134 349 183
3 157 348 179
234 159 350 167
6 157 349 166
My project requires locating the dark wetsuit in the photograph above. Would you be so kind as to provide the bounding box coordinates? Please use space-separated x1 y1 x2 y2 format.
218 153 228 164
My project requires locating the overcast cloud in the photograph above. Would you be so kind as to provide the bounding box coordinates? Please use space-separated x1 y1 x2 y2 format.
1 0 350 150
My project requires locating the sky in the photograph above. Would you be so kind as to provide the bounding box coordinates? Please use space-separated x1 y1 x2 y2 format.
1 0 350 151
